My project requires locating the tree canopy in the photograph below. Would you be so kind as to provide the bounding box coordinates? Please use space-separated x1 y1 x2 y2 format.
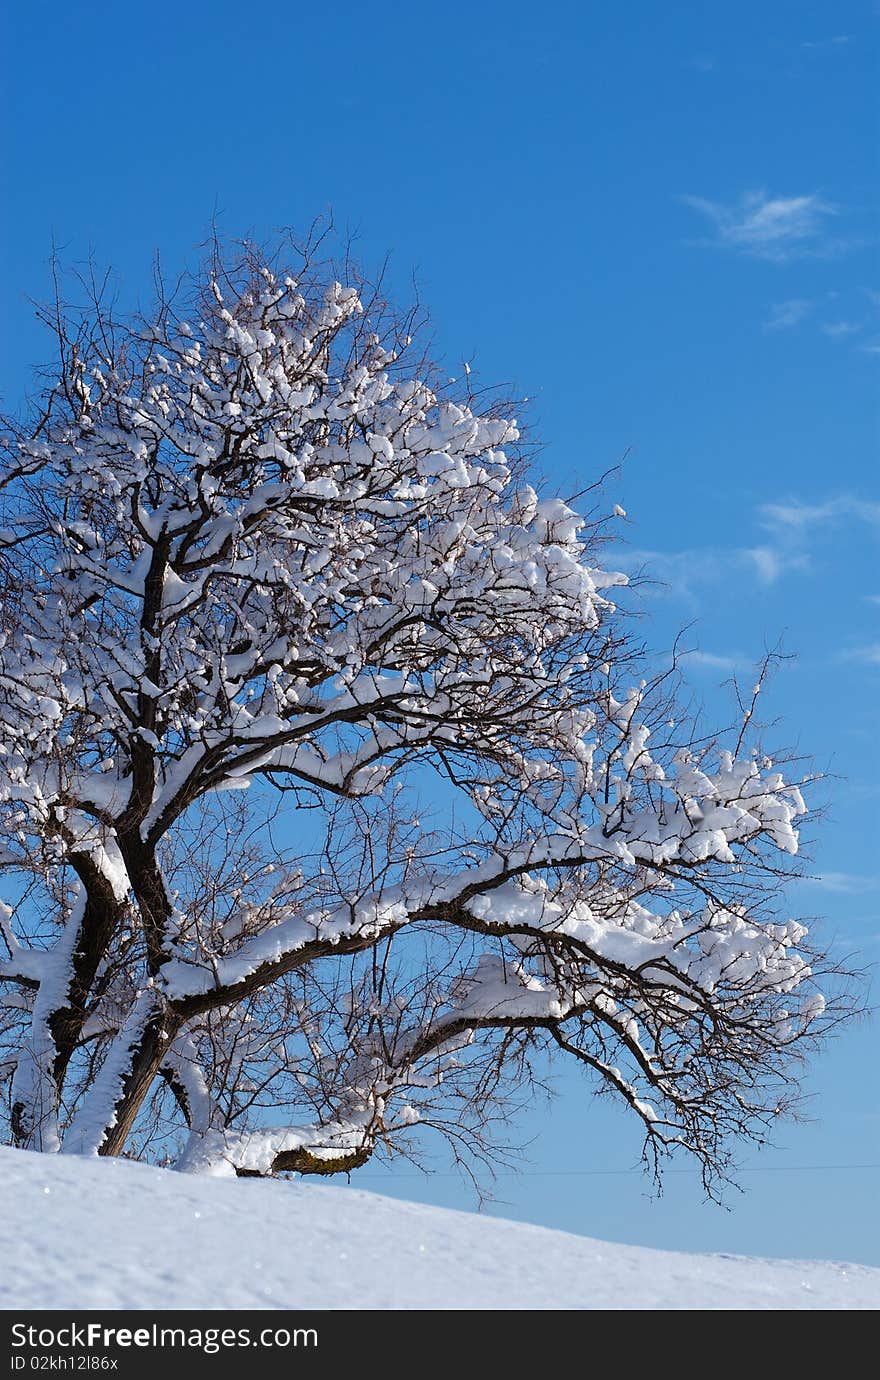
0 241 845 1185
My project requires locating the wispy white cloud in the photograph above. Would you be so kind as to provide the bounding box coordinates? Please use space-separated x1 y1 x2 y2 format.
610 547 723 601
764 299 813 331
744 545 809 584
802 870 880 894
821 319 862 339
801 35 851 52
759 495 880 532
614 492 878 608
760 294 870 346
684 55 715 72
680 649 748 672
682 190 841 262
612 543 806 601
842 644 880 666
858 290 880 348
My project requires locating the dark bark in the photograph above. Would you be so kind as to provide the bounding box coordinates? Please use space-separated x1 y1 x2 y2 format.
48 857 126 1089
237 1144 375 1177
98 1006 181 1157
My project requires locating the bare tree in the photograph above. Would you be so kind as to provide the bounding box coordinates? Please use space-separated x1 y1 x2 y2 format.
0 237 848 1187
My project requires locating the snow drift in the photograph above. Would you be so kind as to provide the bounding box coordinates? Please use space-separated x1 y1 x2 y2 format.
0 1148 876 1311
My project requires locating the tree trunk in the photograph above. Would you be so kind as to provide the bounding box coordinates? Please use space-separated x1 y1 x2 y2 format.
98 1007 181 1157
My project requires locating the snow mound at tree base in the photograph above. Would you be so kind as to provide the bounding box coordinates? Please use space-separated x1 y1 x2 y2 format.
0 1148 876 1311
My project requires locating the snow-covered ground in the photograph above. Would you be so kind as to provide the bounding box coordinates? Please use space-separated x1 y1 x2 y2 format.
0 1148 876 1311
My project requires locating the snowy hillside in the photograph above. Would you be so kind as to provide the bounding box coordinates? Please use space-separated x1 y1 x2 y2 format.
0 1148 876 1311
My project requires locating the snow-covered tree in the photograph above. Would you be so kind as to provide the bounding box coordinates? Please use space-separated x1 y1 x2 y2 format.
0 241 845 1185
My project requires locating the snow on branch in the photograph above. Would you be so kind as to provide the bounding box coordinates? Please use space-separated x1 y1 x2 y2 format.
0 238 852 1187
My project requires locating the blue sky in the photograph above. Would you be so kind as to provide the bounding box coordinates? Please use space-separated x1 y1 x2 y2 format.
2 1 877 1263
